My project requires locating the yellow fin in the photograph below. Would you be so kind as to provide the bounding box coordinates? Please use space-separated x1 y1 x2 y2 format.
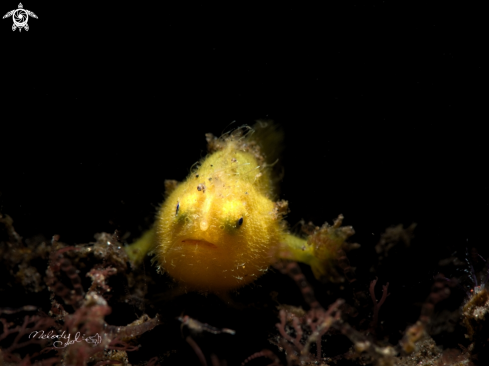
276 215 355 282
125 227 156 265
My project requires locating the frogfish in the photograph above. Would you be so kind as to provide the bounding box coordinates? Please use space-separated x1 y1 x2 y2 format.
125 121 354 293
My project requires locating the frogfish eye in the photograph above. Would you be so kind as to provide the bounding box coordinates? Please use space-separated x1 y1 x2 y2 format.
237 217 243 227
176 202 180 215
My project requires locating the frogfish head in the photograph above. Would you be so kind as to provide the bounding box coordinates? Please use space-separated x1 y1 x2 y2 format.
154 149 283 292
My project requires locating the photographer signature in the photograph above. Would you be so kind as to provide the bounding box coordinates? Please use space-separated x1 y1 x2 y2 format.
29 330 102 348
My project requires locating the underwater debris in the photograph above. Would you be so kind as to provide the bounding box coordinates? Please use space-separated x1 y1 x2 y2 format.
0 126 484 366
0 214 51 293
400 274 454 354
178 315 235 336
368 277 390 334
0 217 161 366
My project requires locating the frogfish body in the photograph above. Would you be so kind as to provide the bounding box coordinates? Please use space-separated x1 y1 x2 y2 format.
126 122 354 293
154 124 285 292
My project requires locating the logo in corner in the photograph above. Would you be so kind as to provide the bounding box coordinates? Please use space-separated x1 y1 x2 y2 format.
3 3 37 32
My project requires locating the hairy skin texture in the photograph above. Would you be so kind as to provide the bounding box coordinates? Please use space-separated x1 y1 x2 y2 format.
156 145 281 291
126 122 353 293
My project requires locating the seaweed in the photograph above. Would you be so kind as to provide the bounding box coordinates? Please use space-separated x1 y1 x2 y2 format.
0 211 483 365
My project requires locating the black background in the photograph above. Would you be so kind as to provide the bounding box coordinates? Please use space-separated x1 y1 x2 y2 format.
0 2 487 364
1 2 485 249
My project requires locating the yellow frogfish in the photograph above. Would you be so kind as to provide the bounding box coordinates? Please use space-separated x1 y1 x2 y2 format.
125 121 354 293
